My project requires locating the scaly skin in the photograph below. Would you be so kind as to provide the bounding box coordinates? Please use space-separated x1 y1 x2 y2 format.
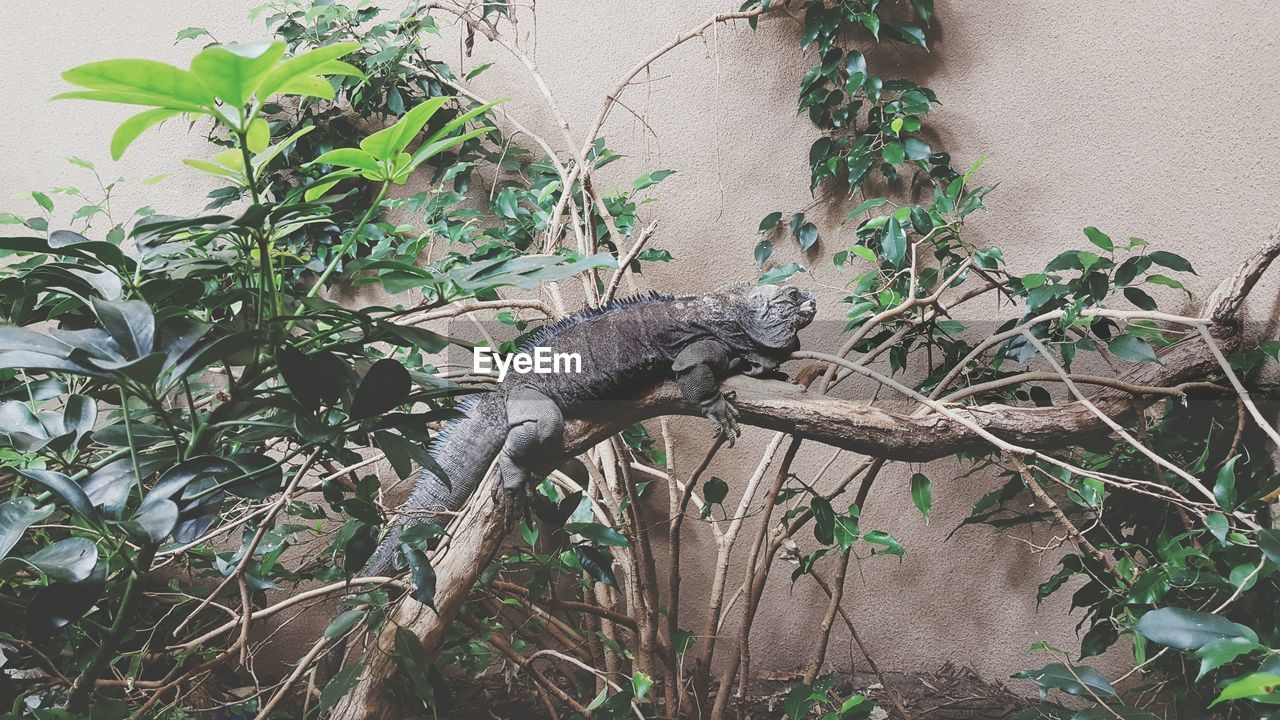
364 282 817 575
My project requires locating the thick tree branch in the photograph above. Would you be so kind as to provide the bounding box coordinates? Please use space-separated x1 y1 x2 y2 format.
331 232 1280 718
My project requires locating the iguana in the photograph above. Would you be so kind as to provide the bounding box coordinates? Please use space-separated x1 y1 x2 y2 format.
364 281 817 575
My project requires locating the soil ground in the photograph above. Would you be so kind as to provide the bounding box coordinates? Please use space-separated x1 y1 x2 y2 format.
442 663 1065 719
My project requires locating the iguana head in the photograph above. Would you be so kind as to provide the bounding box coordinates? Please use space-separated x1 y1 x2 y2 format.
713 282 817 350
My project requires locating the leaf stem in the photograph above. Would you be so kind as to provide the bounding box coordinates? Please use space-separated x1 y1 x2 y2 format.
306 181 390 299
64 544 157 711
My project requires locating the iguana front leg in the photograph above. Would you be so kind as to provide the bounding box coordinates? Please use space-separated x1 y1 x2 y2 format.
497 386 564 496
673 339 741 445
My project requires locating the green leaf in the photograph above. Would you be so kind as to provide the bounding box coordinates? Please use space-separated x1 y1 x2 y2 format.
812 497 835 545
1214 455 1239 510
18 469 99 524
1147 250 1196 274
910 473 932 521
1012 662 1116 699
1108 333 1158 363
1134 607 1257 651
246 117 270 152
360 97 452 160
754 239 773 267
1205 512 1229 542
844 198 888 222
834 506 860 552
111 108 181 160
902 137 931 161
400 542 437 608
1196 637 1262 680
1259 529 1280 566
881 142 906 165
190 41 286 107
565 521 630 548
25 538 98 584
631 671 654 701
309 147 382 173
633 169 675 192
0 498 53 561
864 530 904 556
324 608 365 639
574 545 616 586
881 216 907 266
61 59 212 110
1211 673 1280 707
350 359 411 419
31 191 54 213
1083 227 1113 251
758 211 783 232
798 222 819 251
759 263 804 285
701 476 729 519
256 41 361 99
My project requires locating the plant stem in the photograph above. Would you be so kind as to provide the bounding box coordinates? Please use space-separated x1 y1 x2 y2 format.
306 181 389 299
64 544 157 711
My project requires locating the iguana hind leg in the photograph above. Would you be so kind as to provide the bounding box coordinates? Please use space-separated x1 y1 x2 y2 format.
496 386 564 494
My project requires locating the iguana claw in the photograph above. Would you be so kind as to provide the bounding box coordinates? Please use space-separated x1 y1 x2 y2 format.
703 393 741 446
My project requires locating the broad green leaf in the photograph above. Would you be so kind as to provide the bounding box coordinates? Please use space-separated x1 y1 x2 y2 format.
1134 607 1257 651
111 108 181 160
1259 529 1280 566
400 542 437 608
910 473 932 521
1196 637 1262 680
864 530 904 556
309 147 382 173
1211 673 1280 707
0 498 54 561
189 40 285 107
325 608 365 639
24 535 97 579
256 41 361 99
246 117 270 152
754 239 773 267
1147 250 1196 274
902 136 931 160
759 263 804 285
758 211 783 232
17 469 99 523
812 497 835 545
424 98 504 146
359 96 451 160
1012 662 1116 699
406 125 495 173
881 216 907 266
1108 333 1158 363
844 197 888 222
278 74 336 99
633 169 675 192
1083 226 1113 251
61 59 212 109
565 521 630 547
1215 455 1239 510
798 222 819 251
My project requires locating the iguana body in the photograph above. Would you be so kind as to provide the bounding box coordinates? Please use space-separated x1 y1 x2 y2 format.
365 282 816 574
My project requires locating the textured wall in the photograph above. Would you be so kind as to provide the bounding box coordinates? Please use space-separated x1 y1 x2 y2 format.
3 0 1278 687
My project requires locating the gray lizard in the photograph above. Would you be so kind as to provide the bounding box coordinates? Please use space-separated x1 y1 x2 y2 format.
364 281 816 575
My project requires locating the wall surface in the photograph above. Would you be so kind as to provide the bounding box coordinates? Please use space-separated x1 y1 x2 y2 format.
3 0 1279 690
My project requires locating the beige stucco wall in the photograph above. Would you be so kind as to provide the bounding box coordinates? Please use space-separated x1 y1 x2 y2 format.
4 0 1279 689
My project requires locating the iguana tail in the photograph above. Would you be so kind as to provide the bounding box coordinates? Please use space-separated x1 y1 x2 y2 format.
363 394 508 576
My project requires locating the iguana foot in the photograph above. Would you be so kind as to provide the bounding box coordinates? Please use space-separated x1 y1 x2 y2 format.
702 392 741 446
